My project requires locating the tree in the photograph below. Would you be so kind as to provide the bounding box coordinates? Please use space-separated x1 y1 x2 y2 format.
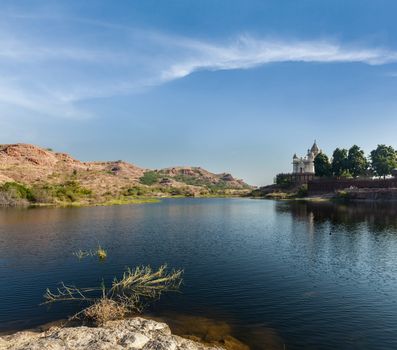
139 171 160 185
347 145 368 177
314 153 332 177
331 148 348 177
370 145 397 178
275 173 293 188
340 169 353 178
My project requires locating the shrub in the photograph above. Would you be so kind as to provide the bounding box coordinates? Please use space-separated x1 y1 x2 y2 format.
47 181 92 202
30 186 53 203
0 182 36 205
169 186 195 196
73 245 108 260
123 186 150 196
0 190 21 206
43 265 183 325
340 170 353 179
0 182 35 201
84 298 127 324
174 174 230 192
96 245 107 260
139 171 161 185
275 174 293 188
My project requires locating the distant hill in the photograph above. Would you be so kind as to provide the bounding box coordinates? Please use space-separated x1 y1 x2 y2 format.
0 144 252 206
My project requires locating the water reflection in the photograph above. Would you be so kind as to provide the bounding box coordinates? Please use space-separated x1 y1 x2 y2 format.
276 200 397 233
1 199 397 349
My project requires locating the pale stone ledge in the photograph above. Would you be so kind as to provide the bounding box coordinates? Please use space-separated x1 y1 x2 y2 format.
0 317 224 350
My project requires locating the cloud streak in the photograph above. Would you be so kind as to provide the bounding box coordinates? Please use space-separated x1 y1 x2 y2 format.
1 16 397 119
159 35 397 81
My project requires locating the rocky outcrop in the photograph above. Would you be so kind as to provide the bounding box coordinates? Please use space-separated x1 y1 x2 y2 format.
159 167 250 190
0 144 145 186
0 317 223 350
0 144 60 167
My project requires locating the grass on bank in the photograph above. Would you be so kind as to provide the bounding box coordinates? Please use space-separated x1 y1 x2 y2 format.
99 197 160 206
0 179 248 208
0 181 93 207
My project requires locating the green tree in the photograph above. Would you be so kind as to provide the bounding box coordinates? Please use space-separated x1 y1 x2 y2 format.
275 173 293 188
347 145 368 177
331 148 348 177
314 153 332 177
370 144 397 178
340 169 353 178
0 182 35 202
139 171 160 185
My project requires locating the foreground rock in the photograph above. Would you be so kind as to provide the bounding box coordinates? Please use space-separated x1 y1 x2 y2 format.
0 317 223 350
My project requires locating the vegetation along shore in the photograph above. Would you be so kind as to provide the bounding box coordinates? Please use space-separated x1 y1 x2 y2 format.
0 143 252 207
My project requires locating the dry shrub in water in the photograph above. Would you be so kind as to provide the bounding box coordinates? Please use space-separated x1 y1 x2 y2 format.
73 249 90 259
73 245 107 260
43 265 183 325
96 246 107 260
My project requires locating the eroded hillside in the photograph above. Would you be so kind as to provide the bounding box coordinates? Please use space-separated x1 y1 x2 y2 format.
0 144 252 206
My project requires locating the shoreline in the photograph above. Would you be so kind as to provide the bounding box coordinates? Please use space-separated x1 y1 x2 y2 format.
252 188 397 203
0 314 253 350
0 317 228 350
0 194 249 209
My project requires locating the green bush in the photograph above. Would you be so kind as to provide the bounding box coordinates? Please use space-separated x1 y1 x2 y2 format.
275 174 293 188
0 182 35 201
139 171 161 185
168 186 195 197
173 174 229 191
123 186 151 196
340 170 353 179
39 181 92 203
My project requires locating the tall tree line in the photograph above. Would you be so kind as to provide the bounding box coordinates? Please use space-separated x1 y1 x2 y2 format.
314 144 397 179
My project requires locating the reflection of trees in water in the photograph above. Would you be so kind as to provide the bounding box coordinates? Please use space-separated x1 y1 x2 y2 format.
275 201 397 233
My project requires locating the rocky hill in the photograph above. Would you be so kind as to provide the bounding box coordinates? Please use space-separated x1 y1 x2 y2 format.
0 144 252 206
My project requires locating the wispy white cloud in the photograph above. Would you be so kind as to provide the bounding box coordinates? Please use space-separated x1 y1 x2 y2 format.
1 16 397 119
0 82 91 119
0 34 126 63
158 35 397 82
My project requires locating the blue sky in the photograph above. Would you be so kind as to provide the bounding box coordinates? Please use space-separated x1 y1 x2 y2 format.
1 0 397 185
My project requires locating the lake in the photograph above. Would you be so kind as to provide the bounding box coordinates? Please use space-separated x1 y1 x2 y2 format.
1 198 397 349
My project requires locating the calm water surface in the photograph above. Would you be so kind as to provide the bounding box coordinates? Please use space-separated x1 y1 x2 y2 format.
1 198 397 349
